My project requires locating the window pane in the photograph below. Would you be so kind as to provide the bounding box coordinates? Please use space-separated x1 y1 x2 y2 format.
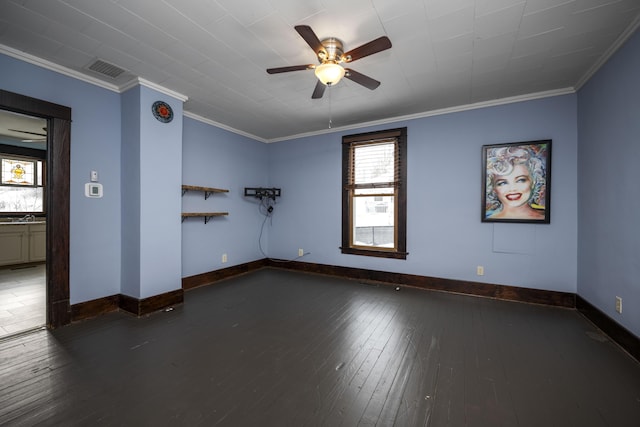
0 186 44 212
352 195 395 248
2 158 35 185
37 161 43 186
353 142 395 185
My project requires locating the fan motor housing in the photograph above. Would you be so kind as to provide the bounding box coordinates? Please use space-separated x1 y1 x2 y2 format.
318 38 345 63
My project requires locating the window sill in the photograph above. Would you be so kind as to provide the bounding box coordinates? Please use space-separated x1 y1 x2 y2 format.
340 247 407 260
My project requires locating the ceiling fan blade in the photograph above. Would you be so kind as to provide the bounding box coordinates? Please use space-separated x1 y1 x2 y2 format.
342 36 392 62
8 128 47 137
311 81 326 99
344 69 381 90
295 25 324 54
267 64 314 74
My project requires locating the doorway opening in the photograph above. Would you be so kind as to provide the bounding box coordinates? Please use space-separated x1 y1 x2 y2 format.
0 110 48 337
0 89 71 336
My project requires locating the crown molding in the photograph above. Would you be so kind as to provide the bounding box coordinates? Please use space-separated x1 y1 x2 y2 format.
183 111 267 143
575 14 640 90
0 44 187 102
265 87 576 143
0 43 121 93
120 77 188 102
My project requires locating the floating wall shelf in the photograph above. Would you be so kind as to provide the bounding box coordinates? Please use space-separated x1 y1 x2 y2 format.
182 185 229 200
182 185 229 224
181 212 228 224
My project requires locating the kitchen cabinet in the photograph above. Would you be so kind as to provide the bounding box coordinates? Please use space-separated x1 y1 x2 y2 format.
0 223 46 266
28 223 46 262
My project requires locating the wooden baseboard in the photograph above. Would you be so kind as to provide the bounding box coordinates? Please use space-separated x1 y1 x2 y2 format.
182 258 574 307
268 259 576 308
576 295 639 362
71 258 270 321
71 295 120 322
71 289 184 320
119 289 184 316
182 258 269 290
73 259 574 313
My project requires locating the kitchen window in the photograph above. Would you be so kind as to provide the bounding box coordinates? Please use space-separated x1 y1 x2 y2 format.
0 154 45 215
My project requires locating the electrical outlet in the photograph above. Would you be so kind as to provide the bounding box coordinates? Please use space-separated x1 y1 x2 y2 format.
476 266 484 276
615 296 622 314
222 253 228 263
298 248 304 257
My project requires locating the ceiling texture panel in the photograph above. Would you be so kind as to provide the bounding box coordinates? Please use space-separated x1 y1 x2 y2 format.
0 0 638 141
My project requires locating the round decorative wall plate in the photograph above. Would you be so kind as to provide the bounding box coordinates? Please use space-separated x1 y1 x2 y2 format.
152 101 173 123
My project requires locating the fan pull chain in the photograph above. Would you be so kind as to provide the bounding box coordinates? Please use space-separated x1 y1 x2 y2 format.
328 83 333 129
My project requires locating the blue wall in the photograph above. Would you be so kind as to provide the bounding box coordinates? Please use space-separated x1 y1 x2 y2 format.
181 117 269 277
577 30 640 337
138 86 183 298
121 86 184 298
0 53 122 304
120 86 141 298
268 95 578 293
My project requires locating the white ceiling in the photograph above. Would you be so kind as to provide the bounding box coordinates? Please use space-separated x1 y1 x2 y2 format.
1 0 639 142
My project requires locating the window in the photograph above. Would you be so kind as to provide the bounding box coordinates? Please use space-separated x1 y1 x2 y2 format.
0 154 45 214
342 127 407 259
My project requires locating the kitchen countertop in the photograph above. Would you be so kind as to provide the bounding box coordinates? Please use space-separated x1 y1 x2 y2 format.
0 221 46 225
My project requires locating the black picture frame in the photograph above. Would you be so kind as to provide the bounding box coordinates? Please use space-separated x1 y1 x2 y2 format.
481 140 551 224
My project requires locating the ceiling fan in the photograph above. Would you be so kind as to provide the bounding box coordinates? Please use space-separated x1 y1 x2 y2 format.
267 25 392 99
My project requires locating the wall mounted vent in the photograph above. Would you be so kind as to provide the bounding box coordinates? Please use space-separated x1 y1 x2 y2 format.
86 59 126 78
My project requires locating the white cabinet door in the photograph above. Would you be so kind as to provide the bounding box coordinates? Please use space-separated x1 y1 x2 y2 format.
0 225 29 266
29 223 46 262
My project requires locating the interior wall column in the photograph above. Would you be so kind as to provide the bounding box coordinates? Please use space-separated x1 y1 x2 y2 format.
120 81 187 313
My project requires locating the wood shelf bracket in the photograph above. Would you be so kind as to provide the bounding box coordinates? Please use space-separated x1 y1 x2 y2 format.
181 212 228 224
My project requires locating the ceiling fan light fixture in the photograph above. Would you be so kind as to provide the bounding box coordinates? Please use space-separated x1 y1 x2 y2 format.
315 62 345 86
266 26 391 98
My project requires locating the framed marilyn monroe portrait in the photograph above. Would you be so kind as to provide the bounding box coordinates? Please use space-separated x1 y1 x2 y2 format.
481 140 551 224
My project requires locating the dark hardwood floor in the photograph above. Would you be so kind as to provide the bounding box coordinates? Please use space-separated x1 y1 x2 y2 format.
1 269 639 426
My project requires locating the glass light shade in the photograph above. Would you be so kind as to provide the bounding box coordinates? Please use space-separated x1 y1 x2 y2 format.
315 63 345 86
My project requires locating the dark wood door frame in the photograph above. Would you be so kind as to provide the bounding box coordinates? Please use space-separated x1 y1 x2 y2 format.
0 89 71 328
